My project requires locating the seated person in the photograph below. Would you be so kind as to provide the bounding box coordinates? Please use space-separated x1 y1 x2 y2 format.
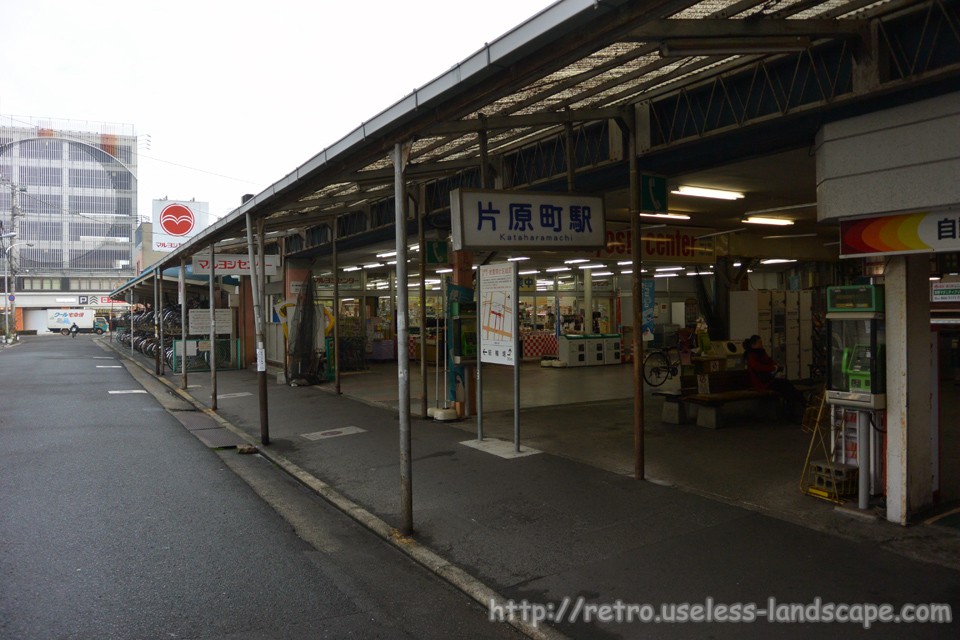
742 335 805 421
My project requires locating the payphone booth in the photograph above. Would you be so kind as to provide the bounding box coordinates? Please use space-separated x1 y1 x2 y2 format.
826 285 886 509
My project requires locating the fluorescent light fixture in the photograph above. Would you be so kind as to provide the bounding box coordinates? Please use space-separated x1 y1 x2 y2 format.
763 233 816 239
408 244 419 251
639 212 691 220
343 266 361 272
654 273 679 278
564 258 589 264
743 216 794 226
558 274 573 280
592 271 614 276
655 266 683 272
519 269 538 275
672 185 744 200
435 268 453 273
617 260 633 266
760 258 797 265
376 251 397 258
930 275 941 281
507 256 530 262
620 269 632 274
546 266 571 272
733 262 742 267
686 271 712 276
578 264 605 270
387 260 397 265
424 279 441 285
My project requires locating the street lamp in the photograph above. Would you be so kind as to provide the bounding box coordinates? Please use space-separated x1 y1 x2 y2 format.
4 238 34 342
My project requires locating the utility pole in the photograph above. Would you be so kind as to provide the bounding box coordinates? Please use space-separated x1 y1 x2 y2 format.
7 181 25 338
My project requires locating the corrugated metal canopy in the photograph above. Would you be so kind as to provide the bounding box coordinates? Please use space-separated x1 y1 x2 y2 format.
116 0 955 291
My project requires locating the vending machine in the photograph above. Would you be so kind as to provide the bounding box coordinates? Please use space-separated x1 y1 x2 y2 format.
825 285 886 509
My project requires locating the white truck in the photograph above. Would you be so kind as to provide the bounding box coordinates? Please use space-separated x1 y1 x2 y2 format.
47 309 109 335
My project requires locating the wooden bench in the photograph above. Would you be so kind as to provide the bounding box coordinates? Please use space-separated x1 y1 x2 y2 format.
683 369 779 428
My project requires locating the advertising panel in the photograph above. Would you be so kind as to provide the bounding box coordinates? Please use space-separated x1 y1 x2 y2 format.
840 210 960 257
479 262 518 366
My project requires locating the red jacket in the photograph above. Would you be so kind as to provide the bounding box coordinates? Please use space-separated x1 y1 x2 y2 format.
745 348 778 390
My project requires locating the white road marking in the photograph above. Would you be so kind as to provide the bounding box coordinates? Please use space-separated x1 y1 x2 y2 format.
96 365 123 368
301 426 366 441
108 390 147 394
216 392 253 399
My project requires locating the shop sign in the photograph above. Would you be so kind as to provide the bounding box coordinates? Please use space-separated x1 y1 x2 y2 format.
932 282 960 303
314 275 361 288
479 262 518 366
451 189 605 251
152 200 209 252
192 253 279 276
595 225 715 264
79 295 129 306
840 210 960 258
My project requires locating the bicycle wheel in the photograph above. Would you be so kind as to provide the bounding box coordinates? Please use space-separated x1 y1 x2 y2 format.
642 350 670 387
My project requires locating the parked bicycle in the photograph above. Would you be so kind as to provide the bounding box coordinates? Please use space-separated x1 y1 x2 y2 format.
642 345 682 387
641 329 699 387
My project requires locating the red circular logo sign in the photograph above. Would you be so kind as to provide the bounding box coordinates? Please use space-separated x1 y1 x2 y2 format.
159 204 196 237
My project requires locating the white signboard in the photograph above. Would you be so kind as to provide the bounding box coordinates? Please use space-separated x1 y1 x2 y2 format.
152 200 209 252
192 253 279 276
188 308 233 335
451 189 605 251
479 262 518 366
932 281 960 302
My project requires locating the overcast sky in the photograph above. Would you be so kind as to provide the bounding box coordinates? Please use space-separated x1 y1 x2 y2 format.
1 0 556 222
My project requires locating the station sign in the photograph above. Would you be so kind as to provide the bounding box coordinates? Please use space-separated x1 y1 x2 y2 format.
152 200 209 252
840 210 960 257
451 189 605 251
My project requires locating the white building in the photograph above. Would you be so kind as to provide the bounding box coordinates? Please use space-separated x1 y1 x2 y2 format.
0 116 137 332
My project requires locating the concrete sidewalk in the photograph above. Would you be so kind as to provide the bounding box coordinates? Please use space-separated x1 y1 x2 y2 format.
104 341 960 639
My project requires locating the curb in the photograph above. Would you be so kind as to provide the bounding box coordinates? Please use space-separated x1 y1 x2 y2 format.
97 338 570 640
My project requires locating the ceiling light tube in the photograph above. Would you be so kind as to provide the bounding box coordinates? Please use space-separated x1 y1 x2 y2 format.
507 256 530 262
545 266 571 272
362 263 384 269
376 251 397 258
592 271 614 276
343 266 361 272
655 266 683 272
436 268 453 273
564 258 589 264
519 269 538 275
639 212 691 220
672 185 744 200
743 216 794 226
578 264 605 270
760 258 797 265
654 273 679 278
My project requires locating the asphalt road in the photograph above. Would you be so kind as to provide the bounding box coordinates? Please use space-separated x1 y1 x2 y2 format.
0 336 525 640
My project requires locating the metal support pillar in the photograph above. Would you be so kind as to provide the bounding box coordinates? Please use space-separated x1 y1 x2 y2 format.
246 212 270 445
180 258 188 390
153 268 161 375
209 243 217 411
628 120 645 480
333 228 342 394
394 142 413 535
